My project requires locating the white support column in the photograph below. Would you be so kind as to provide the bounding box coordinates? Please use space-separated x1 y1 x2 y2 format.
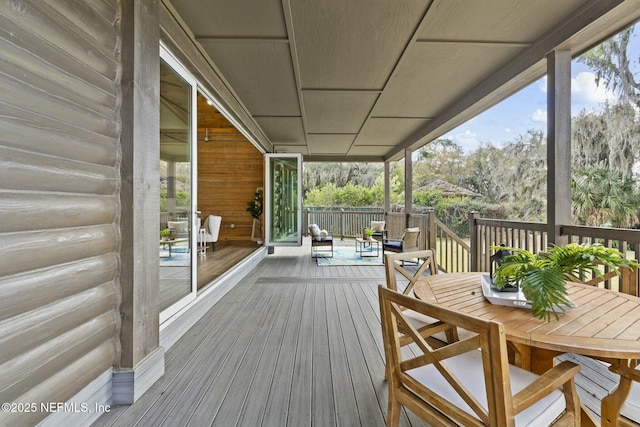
546 49 572 246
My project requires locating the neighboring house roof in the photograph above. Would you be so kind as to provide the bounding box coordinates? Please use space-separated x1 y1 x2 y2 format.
419 179 483 198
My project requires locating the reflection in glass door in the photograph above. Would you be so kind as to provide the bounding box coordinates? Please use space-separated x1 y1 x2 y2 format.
265 153 302 246
159 46 197 322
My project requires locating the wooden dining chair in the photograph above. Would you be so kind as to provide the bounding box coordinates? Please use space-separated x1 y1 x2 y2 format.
379 285 582 427
579 262 638 296
385 249 438 296
384 250 459 344
601 363 640 427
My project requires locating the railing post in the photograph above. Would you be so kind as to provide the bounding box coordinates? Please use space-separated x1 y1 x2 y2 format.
426 208 436 250
303 208 309 236
340 208 345 240
469 211 480 272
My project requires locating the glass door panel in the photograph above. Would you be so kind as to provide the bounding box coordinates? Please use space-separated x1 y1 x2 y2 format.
265 153 302 246
159 46 198 323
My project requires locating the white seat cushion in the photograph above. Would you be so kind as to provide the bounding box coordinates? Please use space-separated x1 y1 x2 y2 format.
407 350 566 427
620 376 640 423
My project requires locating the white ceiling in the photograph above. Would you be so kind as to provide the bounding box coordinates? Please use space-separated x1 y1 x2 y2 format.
168 0 640 161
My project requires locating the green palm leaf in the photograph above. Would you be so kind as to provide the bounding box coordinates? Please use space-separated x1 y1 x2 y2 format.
491 243 639 321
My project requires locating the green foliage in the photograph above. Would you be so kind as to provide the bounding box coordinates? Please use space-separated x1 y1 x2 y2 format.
411 192 506 238
414 139 466 186
160 187 191 211
303 162 383 188
304 182 384 207
246 189 263 219
413 190 442 207
493 243 639 321
460 130 548 222
572 167 639 227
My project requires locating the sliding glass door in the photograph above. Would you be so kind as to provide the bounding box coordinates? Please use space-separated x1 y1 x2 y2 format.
159 45 198 322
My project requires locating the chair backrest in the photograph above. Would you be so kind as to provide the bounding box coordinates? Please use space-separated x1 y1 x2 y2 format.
167 220 188 234
385 249 438 296
378 286 580 427
581 263 638 296
401 227 420 251
380 285 513 426
370 220 386 232
205 215 222 240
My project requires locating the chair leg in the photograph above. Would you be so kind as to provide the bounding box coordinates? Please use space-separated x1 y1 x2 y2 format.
387 394 401 427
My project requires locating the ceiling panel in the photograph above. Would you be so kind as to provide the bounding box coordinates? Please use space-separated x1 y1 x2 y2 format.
417 0 585 43
303 90 379 134
170 0 287 38
348 145 395 157
354 118 431 146
254 117 306 145
199 40 300 116
274 144 309 155
291 0 431 89
307 134 356 155
372 42 527 118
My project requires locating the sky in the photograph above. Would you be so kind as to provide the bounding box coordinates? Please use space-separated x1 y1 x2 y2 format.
444 24 640 153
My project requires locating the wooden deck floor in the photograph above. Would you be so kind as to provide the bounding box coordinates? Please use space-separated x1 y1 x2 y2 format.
98 239 613 427
98 240 428 427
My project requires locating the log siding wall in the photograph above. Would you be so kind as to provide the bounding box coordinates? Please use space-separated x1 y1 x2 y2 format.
0 1 121 425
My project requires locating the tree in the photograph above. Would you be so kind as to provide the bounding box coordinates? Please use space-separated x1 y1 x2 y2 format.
460 130 547 221
571 167 639 227
572 104 640 181
303 162 382 189
460 144 508 202
578 26 640 109
414 139 466 187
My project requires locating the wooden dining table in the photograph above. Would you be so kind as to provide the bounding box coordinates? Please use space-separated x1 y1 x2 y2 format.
413 272 640 426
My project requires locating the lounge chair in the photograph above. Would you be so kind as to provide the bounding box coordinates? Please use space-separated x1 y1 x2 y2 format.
309 223 333 262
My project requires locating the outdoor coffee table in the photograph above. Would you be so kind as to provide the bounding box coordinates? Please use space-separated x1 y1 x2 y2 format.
160 238 188 258
355 237 379 257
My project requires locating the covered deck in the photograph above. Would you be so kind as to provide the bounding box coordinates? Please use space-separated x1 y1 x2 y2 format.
99 239 613 427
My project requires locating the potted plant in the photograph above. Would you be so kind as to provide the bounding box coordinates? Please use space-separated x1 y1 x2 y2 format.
492 242 638 321
246 189 264 243
362 228 375 240
160 228 170 241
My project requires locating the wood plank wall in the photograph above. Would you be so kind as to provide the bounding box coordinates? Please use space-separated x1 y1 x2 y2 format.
197 129 264 241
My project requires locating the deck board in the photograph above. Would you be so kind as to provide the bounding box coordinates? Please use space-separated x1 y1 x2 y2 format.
97 240 616 427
